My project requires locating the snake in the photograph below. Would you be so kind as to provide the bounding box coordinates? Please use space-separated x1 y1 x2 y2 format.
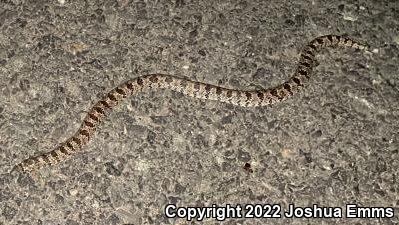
14 35 370 173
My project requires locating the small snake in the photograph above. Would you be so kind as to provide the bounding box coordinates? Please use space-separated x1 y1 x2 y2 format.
14 35 370 173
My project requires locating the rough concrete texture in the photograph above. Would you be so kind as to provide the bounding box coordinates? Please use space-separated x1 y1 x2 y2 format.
0 0 398 224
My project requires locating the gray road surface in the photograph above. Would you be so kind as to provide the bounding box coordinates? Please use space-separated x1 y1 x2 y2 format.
0 0 398 224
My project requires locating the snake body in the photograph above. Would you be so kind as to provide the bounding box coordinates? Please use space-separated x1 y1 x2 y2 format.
15 35 369 173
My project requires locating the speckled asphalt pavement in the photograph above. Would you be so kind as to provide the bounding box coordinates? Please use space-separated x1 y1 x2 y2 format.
0 0 398 224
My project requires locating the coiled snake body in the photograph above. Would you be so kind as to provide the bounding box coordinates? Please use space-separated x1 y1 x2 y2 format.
15 35 370 173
